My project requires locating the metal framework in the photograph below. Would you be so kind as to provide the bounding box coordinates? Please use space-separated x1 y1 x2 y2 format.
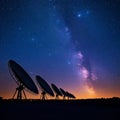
12 85 27 99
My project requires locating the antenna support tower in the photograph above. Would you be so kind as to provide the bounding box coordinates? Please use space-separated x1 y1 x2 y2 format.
8 60 39 100
36 75 54 100
55 94 59 99
12 85 27 100
51 84 62 99
40 91 47 100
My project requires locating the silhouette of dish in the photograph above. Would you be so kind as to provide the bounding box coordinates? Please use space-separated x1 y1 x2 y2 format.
60 88 66 96
51 83 62 98
8 60 39 94
70 93 76 98
36 75 54 97
60 88 67 99
66 91 76 99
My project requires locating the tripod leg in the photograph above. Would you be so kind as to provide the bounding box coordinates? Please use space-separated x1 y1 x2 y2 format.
19 90 22 99
56 95 59 99
17 89 22 99
17 90 19 99
45 95 47 100
40 94 41 99
41 92 44 100
41 94 45 100
23 89 27 99
41 94 44 100
63 96 65 100
12 89 17 99
40 93 42 100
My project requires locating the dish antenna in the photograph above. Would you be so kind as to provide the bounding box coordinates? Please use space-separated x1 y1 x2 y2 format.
60 88 67 99
36 75 54 100
51 83 62 99
66 91 76 99
8 60 39 100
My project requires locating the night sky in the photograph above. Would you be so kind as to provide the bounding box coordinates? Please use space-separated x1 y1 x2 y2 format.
0 0 120 99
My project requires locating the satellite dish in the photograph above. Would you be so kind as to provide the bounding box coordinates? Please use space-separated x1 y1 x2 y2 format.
36 75 54 100
69 93 76 99
66 91 76 99
60 88 67 99
8 60 39 100
51 83 62 99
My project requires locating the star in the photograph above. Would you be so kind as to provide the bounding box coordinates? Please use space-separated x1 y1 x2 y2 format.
65 27 69 32
77 10 90 18
31 38 35 41
67 61 71 65
77 13 82 18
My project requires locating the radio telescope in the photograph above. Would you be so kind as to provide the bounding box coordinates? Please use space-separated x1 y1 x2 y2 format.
8 60 39 100
36 75 54 100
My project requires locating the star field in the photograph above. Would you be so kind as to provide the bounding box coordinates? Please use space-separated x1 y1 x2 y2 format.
0 0 120 99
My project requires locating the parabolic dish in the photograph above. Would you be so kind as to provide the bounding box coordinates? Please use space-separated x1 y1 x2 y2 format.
8 60 39 94
69 93 76 98
51 84 62 96
66 91 76 98
36 75 54 97
60 88 67 96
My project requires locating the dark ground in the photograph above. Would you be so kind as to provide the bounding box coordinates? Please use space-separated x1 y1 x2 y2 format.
0 98 120 120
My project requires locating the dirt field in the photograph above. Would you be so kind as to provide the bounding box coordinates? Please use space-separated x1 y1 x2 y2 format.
0 98 120 120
